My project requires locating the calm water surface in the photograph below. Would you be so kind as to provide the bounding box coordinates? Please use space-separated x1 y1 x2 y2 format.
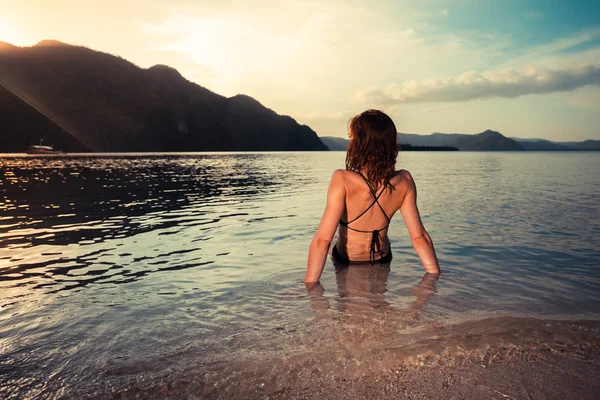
1 152 599 398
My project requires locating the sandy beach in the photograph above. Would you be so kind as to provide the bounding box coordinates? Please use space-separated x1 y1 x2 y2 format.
74 317 600 399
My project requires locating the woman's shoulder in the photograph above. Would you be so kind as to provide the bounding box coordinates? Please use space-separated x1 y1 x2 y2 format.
331 169 347 180
329 169 349 186
332 169 359 181
391 169 416 191
392 169 414 182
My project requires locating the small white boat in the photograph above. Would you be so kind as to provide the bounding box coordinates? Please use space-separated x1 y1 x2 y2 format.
27 140 63 155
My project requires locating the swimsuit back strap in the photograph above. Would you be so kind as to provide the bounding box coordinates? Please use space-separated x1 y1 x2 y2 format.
358 173 391 222
344 195 380 224
359 172 391 222
354 174 391 264
342 174 390 225
370 229 381 265
374 197 391 222
344 224 389 233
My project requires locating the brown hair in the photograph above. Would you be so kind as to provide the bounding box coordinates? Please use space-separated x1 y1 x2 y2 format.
345 109 398 195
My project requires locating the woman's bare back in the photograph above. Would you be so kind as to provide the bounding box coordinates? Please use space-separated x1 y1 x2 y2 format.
335 169 411 262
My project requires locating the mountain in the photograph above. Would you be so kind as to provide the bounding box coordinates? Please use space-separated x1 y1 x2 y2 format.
510 137 600 150
321 130 523 151
0 83 90 151
319 136 349 151
513 138 569 151
556 140 600 150
0 41 16 51
397 132 466 147
398 130 524 150
320 130 598 151
319 136 458 151
0 40 327 152
454 129 524 151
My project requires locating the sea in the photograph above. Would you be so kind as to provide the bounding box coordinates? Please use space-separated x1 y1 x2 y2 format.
1 151 599 399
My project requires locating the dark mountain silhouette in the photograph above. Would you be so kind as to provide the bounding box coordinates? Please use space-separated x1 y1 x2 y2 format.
556 139 600 150
397 132 465 147
0 40 327 152
514 139 569 151
321 130 600 151
396 131 524 150
319 136 349 151
0 83 90 151
319 136 457 151
0 41 16 51
505 137 600 150
401 143 458 151
394 132 598 151
321 130 523 151
454 129 524 151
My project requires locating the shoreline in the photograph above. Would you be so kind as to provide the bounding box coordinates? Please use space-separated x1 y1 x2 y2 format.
59 315 600 399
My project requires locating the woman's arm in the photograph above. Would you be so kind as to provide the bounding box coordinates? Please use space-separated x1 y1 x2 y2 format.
304 170 346 285
409 272 440 309
399 171 440 274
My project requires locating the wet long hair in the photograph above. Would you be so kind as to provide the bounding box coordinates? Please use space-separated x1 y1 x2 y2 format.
345 109 398 196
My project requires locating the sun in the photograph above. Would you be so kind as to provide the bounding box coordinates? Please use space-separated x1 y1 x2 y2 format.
0 16 29 46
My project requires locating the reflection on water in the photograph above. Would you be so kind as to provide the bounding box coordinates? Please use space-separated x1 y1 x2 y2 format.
335 263 391 310
0 154 310 298
1 152 600 398
2 154 282 249
308 257 439 314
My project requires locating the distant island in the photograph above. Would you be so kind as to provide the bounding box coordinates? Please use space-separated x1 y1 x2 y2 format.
320 136 458 151
399 144 458 151
320 130 600 151
0 40 327 152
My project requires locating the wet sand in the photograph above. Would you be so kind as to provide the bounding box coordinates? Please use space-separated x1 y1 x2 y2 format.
76 317 600 399
265 351 600 400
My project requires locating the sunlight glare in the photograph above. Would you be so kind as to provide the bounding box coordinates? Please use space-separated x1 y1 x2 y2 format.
0 16 29 46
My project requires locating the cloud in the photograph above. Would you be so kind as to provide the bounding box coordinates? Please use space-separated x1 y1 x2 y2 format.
525 28 600 59
355 64 600 105
497 28 600 71
422 105 457 114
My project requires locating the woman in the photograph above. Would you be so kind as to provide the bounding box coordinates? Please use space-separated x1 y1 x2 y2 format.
304 110 440 286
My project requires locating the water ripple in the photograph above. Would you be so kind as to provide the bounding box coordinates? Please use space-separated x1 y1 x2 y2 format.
1 152 600 398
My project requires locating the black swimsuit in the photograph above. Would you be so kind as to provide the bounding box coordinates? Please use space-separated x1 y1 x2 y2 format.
334 174 392 265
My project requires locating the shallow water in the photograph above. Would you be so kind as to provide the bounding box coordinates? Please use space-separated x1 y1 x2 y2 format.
1 152 599 398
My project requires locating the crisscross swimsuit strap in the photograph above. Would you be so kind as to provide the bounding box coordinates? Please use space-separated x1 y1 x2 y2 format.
339 174 391 264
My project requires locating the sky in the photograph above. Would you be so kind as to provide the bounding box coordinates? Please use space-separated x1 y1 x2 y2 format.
1 0 599 141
